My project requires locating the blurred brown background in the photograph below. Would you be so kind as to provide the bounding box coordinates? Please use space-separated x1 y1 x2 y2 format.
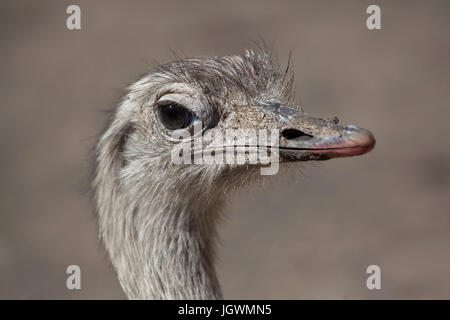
1 0 449 299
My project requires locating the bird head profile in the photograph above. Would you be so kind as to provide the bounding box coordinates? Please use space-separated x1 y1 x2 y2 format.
93 44 375 299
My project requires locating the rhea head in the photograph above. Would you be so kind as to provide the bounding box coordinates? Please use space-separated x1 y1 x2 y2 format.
94 45 375 299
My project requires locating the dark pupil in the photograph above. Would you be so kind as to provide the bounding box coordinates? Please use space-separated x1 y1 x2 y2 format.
157 103 193 130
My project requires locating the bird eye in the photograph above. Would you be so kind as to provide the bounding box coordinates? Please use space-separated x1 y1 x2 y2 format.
157 102 195 130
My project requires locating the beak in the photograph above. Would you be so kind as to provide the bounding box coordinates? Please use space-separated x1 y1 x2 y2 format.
259 102 376 161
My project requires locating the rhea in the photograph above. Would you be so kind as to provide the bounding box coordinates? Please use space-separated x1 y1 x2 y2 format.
93 47 375 299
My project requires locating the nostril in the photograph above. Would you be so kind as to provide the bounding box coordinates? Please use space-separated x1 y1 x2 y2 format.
281 128 314 140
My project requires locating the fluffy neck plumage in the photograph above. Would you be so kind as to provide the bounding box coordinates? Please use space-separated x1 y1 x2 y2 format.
96 172 224 299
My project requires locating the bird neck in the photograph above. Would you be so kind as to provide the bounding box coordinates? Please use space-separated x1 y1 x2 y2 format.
98 181 224 299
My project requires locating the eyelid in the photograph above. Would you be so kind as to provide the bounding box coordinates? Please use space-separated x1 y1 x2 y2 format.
156 93 196 109
157 100 181 107
156 100 196 121
157 101 196 119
